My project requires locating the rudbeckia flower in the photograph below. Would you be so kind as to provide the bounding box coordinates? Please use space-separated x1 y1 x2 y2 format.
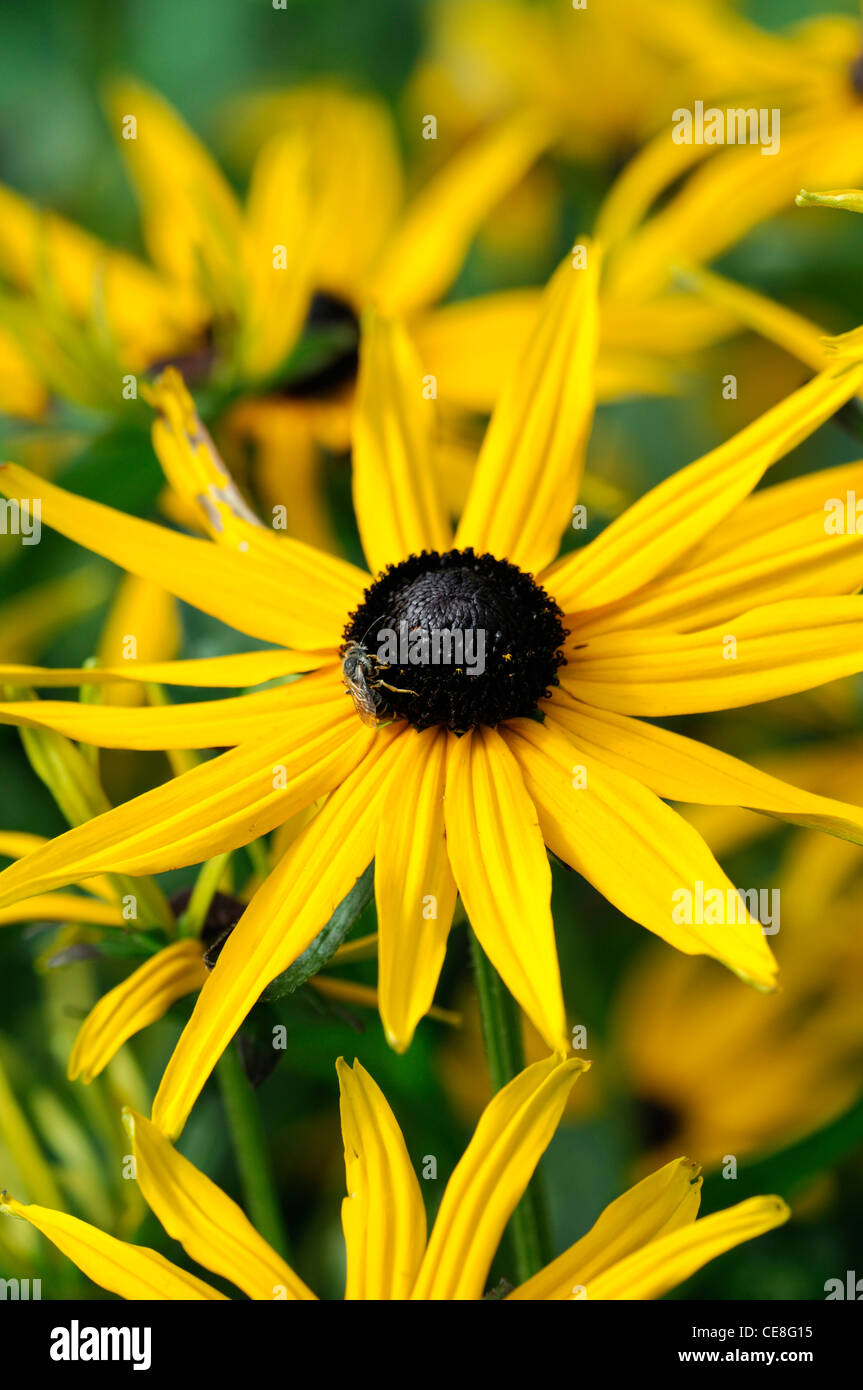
614 737 863 1171
410 0 773 169
593 13 863 315
0 1055 790 1300
0 77 556 547
0 77 718 551
5 250 863 1139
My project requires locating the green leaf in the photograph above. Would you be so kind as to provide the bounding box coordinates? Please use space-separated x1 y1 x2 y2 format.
262 862 374 1001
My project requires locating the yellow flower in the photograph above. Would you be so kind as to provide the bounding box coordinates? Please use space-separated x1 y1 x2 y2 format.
595 13 863 313
409 0 759 167
614 738 863 1171
0 1055 789 1300
0 78 558 548
4 251 863 1138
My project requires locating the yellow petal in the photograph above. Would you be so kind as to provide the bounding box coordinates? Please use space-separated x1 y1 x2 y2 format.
0 701 366 904
545 358 863 613
679 264 826 372
371 110 551 315
508 1156 702 1300
0 182 201 357
605 110 863 303
412 1055 587 1300
237 132 317 379
0 649 333 689
0 322 48 417
152 724 406 1138
375 727 456 1051
338 1059 427 1300
0 681 343 749
0 1193 225 1299
224 85 403 302
585 1195 789 1300
562 597 863 716
147 368 368 607
576 460 863 637
0 891 124 928
456 244 599 575
596 124 711 252
352 312 451 575
68 941 209 1084
97 574 181 709
549 696 863 846
0 566 113 665
226 396 339 553
0 462 350 650
444 726 567 1050
126 1110 315 1300
411 290 541 414
503 715 777 988
105 78 243 310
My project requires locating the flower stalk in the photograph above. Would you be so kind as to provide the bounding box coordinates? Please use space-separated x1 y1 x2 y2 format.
216 1040 290 1261
469 929 553 1283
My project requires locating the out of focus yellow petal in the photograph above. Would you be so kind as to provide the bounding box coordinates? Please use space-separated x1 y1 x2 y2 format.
0 892 124 929
371 110 551 315
106 78 243 312
68 941 208 1084
237 132 317 379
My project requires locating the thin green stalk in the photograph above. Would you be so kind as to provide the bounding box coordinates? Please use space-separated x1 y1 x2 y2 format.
469 930 553 1284
216 1042 289 1261
179 853 230 937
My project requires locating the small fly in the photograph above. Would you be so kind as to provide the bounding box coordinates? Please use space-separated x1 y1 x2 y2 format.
341 641 416 727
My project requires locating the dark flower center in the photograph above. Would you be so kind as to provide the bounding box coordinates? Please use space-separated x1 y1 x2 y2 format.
277 291 359 399
636 1095 681 1150
850 51 863 97
341 548 567 732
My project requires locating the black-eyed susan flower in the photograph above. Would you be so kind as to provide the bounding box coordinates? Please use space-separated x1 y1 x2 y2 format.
5 251 863 1138
592 11 863 328
0 1054 789 1300
614 738 863 1172
0 78 559 548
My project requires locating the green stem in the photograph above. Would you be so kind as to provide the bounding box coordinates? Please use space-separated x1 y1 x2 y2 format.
469 930 553 1283
216 1042 289 1262
179 853 230 937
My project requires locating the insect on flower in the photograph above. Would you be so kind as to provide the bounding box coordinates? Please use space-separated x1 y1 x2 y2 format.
340 639 416 727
